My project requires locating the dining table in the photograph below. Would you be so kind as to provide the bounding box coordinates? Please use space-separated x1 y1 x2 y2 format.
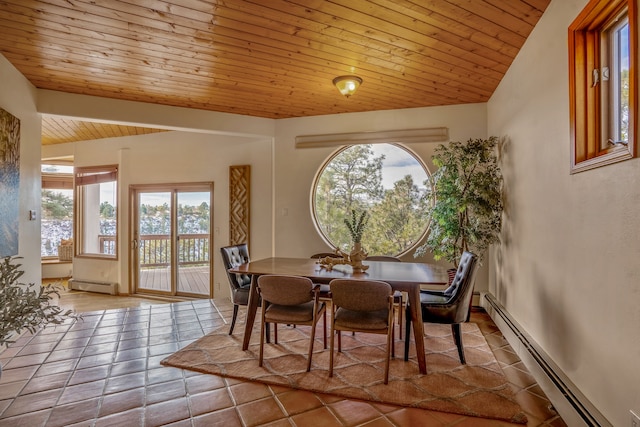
229 256 448 374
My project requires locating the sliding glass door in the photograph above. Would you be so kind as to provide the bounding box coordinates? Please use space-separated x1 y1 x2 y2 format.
176 190 211 295
131 183 213 298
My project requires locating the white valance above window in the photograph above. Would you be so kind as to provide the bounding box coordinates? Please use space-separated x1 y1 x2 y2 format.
295 127 449 149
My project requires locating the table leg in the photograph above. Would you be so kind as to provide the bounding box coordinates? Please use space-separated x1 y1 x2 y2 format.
407 286 427 374
241 275 260 351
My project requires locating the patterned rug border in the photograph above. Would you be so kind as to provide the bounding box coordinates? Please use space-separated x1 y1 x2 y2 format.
161 322 527 424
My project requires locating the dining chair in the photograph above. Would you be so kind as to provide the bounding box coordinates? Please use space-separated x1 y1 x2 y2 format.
329 278 395 384
365 255 405 339
257 275 327 372
403 251 479 364
220 243 254 335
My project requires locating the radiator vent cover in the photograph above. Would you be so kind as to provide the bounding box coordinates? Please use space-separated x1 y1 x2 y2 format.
68 279 118 295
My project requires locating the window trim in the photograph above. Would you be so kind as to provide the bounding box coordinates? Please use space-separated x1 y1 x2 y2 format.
310 143 432 258
42 173 74 190
569 0 637 173
41 170 74 260
74 164 119 260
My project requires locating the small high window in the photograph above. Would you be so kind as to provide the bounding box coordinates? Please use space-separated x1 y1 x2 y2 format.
569 0 637 173
74 165 118 259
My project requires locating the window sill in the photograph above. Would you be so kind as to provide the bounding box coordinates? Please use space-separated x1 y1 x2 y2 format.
42 258 73 265
571 146 635 173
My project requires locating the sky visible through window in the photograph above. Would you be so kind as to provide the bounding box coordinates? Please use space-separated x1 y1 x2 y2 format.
313 143 431 256
372 144 429 190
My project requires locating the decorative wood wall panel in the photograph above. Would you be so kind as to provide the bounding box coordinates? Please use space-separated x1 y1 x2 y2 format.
229 165 250 246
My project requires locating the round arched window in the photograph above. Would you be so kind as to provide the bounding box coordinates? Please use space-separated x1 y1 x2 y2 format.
312 144 432 256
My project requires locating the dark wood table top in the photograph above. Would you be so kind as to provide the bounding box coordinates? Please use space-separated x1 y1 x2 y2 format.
230 256 448 374
229 257 448 289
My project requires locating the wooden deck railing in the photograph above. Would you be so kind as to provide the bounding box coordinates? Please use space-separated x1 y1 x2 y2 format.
99 236 116 255
98 234 210 266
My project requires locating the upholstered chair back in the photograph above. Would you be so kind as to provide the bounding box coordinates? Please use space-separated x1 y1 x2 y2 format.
424 251 479 324
330 279 392 313
220 243 251 292
257 275 314 306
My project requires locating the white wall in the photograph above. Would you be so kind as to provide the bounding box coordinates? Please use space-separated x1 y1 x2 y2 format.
42 131 273 298
7 1 636 421
273 104 487 263
42 100 490 297
487 1 640 425
0 55 41 286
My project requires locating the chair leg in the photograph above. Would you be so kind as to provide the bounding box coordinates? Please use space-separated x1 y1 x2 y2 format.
274 323 278 344
384 327 392 385
329 323 336 378
385 310 395 385
229 304 239 335
391 317 395 359
307 320 317 372
452 323 466 364
262 323 278 344
322 310 327 349
259 316 266 367
396 294 403 340
404 305 411 361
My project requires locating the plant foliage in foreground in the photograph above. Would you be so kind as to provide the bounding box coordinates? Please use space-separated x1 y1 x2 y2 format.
0 256 79 346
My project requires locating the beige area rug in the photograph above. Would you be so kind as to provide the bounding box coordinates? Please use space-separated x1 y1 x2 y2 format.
161 322 527 424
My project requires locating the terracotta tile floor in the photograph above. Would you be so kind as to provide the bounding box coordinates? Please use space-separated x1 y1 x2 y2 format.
0 290 567 427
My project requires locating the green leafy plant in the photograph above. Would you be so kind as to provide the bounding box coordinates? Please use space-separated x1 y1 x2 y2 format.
344 209 369 244
415 137 503 267
0 256 79 346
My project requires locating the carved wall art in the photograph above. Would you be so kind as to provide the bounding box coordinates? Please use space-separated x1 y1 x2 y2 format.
229 165 250 246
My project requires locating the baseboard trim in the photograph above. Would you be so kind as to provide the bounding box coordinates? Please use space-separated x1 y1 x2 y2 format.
482 293 611 427
68 279 118 295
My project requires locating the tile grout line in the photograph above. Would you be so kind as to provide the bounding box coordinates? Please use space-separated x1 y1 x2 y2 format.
0 301 563 427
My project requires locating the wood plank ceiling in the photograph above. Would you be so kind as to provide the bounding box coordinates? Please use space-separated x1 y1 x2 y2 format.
0 0 551 145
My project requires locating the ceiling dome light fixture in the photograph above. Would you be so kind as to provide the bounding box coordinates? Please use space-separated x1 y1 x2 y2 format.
333 75 363 98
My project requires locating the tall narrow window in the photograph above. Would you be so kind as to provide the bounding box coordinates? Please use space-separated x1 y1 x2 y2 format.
41 164 74 259
604 16 630 147
569 0 637 173
74 165 118 258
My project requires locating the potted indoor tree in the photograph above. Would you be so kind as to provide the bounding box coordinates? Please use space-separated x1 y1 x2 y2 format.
415 137 503 271
0 256 79 376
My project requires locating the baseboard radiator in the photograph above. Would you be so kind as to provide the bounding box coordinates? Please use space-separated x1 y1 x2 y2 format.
68 279 118 295
481 293 611 427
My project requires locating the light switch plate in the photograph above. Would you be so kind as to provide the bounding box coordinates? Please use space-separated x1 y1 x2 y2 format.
29 210 36 220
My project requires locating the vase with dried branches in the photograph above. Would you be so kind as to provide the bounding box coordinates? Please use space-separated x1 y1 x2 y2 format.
344 209 369 272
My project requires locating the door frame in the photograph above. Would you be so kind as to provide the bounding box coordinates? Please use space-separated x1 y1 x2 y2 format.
129 182 214 298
